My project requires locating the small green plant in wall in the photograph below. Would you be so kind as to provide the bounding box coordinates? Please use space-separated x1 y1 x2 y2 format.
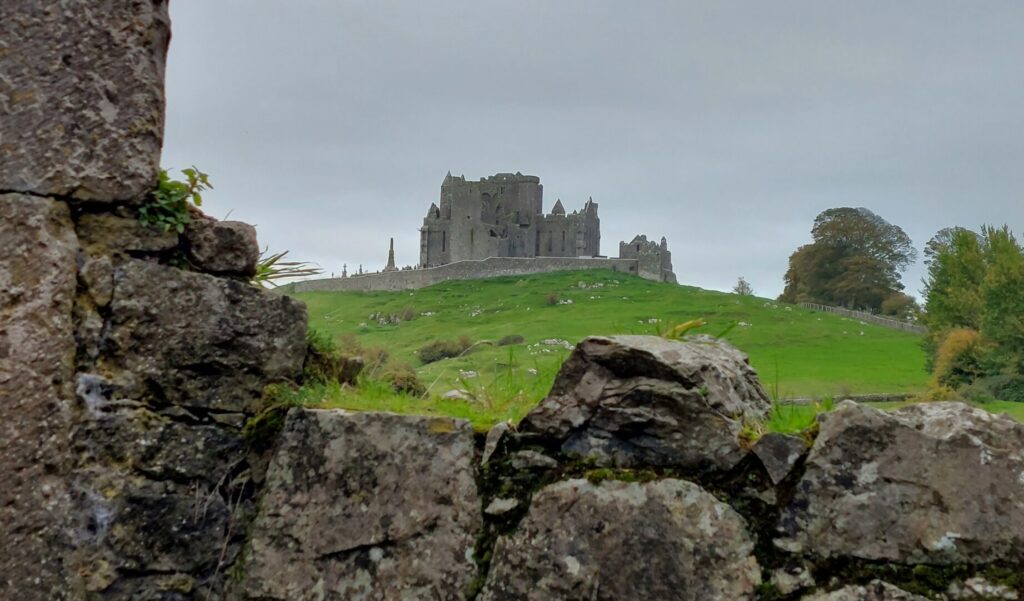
139 166 211 233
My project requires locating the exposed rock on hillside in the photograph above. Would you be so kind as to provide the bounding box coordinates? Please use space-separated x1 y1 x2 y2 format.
520 335 771 472
241 409 481 600
777 401 1024 564
479 478 761 601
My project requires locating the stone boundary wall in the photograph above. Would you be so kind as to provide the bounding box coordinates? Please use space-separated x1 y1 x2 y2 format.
292 256 647 292
778 393 916 405
799 302 927 334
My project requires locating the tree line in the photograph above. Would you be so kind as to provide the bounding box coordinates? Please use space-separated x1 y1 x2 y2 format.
778 208 1023 402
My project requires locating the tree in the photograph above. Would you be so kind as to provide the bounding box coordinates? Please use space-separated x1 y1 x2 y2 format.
921 224 1024 381
980 226 1024 361
923 226 978 266
780 207 916 311
732 276 754 296
880 292 920 320
920 227 985 332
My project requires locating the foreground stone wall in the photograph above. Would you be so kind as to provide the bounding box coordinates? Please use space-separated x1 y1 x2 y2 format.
1 3 308 598
292 256 645 292
227 335 1024 600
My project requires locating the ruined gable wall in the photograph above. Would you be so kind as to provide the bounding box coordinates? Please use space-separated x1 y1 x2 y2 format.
619 234 677 282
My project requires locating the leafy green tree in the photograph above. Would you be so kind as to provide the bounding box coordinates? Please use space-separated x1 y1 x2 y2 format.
780 208 916 311
980 226 1024 365
921 224 1024 384
920 227 986 332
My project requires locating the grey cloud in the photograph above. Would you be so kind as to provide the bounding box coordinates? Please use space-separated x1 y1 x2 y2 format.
162 1 1024 298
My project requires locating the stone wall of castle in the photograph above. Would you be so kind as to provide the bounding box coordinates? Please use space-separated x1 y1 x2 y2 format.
535 199 601 258
292 256 644 292
419 172 600 267
619 234 678 284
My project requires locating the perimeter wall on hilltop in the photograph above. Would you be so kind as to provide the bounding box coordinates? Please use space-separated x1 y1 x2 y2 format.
293 256 650 292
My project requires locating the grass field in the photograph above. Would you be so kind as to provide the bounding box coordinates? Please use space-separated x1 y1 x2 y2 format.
291 269 933 427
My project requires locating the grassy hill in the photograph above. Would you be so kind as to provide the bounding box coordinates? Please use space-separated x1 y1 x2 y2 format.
292 270 930 426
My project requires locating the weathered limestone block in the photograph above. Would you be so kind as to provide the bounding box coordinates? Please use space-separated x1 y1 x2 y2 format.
753 431 808 484
0 1 170 201
801 581 928 600
73 402 244 485
68 375 253 599
0 193 78 599
70 471 231 590
76 213 179 255
479 478 761 600
184 217 260 276
520 335 771 471
242 409 482 600
946 576 1020 600
103 259 307 412
777 401 1024 564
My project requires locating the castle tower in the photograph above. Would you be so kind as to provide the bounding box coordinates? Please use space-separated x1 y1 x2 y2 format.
384 237 397 272
419 171 604 265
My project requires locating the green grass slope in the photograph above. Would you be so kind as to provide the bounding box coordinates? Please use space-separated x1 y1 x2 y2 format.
295 269 929 411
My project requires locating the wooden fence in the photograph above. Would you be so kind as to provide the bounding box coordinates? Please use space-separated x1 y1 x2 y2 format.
798 302 927 335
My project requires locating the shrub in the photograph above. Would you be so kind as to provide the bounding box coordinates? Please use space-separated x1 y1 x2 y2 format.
419 337 472 364
545 292 560 306
957 380 999 404
332 334 388 375
361 346 391 374
931 328 986 388
381 362 425 396
497 334 525 346
912 385 960 403
880 292 919 319
303 329 363 385
960 373 1024 403
397 307 417 322
994 374 1024 402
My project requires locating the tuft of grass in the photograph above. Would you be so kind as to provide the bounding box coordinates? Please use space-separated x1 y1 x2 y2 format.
254 249 323 288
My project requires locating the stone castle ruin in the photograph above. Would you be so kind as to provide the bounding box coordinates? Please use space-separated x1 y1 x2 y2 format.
295 171 676 292
420 172 600 266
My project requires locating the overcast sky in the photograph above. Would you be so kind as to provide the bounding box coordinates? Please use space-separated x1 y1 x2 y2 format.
162 1 1023 298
